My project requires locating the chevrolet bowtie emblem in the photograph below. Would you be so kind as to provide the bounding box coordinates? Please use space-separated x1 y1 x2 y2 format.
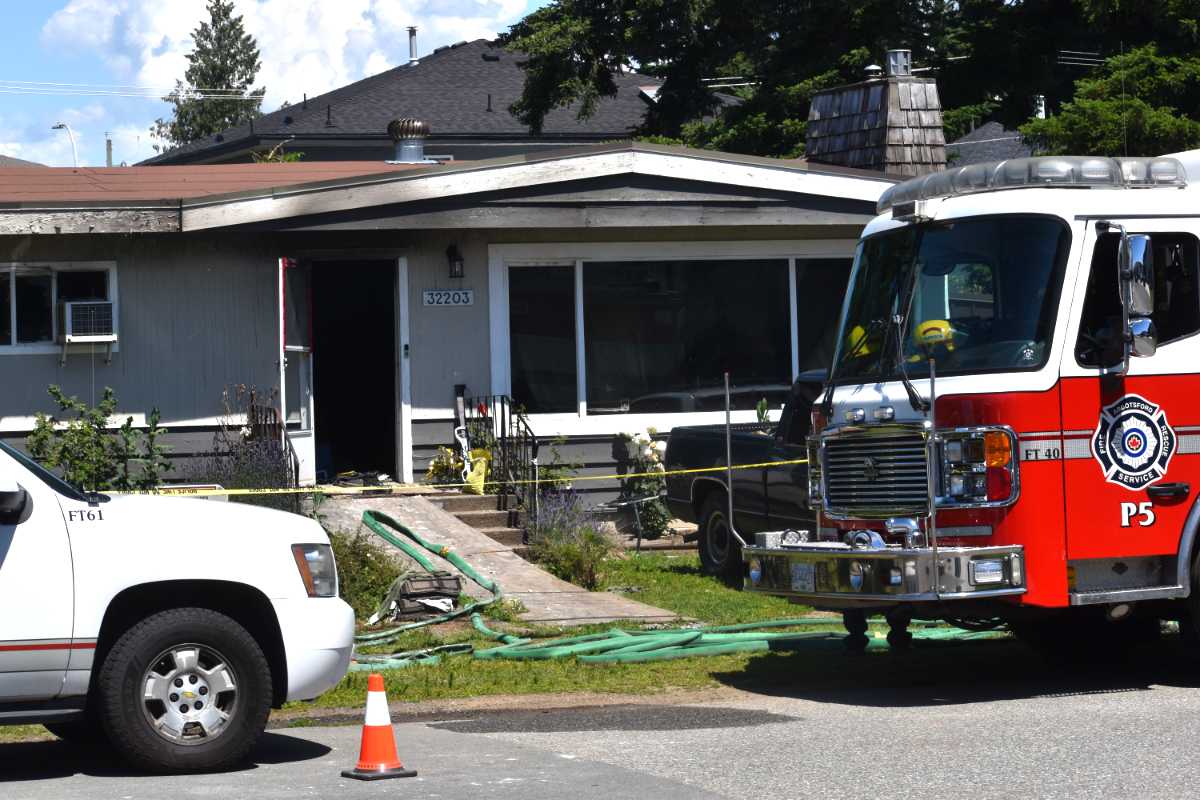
862 456 880 482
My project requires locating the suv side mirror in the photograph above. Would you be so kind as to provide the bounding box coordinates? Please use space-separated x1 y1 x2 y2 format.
0 480 29 524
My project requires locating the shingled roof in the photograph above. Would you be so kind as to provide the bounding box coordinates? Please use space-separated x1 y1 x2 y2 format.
143 39 661 166
946 121 1032 166
806 73 946 178
0 154 46 167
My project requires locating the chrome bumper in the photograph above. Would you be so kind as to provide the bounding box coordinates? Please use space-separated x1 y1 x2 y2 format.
744 540 1026 603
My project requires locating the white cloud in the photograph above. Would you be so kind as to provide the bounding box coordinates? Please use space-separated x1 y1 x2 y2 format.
41 0 535 110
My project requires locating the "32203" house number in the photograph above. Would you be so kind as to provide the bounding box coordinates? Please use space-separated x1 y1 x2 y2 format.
422 289 474 307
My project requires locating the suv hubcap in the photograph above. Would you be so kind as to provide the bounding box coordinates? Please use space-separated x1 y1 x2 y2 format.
141 644 238 745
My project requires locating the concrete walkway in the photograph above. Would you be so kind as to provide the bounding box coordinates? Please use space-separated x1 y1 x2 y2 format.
319 496 679 625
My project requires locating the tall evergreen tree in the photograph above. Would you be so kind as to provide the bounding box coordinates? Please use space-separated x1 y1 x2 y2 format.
152 0 265 149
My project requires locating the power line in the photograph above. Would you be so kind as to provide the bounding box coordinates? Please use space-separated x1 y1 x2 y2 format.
0 78 264 100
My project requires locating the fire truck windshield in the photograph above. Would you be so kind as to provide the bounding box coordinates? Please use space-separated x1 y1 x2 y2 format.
832 215 1072 383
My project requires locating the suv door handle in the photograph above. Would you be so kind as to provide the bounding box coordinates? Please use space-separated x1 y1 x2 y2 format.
1148 482 1190 500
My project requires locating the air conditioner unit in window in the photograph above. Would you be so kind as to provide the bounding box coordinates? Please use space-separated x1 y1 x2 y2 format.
57 301 117 344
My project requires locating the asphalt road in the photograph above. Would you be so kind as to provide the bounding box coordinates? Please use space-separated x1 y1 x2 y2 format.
6 634 1200 799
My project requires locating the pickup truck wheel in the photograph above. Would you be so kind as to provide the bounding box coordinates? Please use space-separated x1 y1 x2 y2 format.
96 608 272 773
698 495 742 582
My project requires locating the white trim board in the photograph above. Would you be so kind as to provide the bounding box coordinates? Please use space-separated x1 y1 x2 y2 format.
182 149 889 231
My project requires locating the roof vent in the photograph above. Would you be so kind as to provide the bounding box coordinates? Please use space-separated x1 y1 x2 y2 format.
408 26 419 65
886 49 912 77
482 51 501 62
387 118 435 164
864 64 883 79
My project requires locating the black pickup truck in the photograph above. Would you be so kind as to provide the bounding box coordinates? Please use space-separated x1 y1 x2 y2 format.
664 374 824 577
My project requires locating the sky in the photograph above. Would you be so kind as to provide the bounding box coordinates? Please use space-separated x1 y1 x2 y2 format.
0 0 550 167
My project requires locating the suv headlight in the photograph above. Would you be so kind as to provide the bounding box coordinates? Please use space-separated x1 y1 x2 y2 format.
938 429 1016 506
292 543 338 597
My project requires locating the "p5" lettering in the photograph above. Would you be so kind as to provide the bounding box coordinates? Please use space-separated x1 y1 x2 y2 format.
1120 501 1155 528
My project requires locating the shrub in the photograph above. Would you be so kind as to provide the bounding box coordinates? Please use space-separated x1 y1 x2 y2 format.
26 385 171 491
614 430 671 539
328 528 404 620
527 491 616 590
194 386 297 513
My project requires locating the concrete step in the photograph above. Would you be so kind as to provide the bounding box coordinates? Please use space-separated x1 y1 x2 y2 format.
453 508 523 529
434 493 517 513
478 527 525 547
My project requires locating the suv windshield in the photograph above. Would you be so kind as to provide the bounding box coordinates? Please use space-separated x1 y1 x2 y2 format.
0 439 89 501
832 216 1072 382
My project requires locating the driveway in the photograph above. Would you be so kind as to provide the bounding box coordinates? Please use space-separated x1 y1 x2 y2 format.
5 633 1200 799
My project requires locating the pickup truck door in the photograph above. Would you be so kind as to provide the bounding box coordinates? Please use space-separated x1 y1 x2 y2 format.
765 383 820 530
0 446 75 702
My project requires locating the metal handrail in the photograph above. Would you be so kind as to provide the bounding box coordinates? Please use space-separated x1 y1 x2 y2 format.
463 394 538 513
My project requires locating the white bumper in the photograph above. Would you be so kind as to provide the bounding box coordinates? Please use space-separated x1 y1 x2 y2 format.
272 596 355 702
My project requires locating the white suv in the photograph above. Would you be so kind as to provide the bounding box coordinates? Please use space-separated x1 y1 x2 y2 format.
0 440 354 772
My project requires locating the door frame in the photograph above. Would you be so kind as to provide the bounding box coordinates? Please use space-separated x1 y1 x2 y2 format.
282 250 412 484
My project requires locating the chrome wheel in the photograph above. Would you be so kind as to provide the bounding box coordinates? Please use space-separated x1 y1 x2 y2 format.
141 644 239 745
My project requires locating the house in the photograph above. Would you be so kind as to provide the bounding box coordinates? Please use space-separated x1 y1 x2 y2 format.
0 155 45 167
0 137 893 495
946 121 1032 166
142 39 665 166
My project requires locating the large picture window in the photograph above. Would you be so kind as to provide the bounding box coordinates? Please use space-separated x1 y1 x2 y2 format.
584 259 791 414
0 263 117 350
509 265 577 413
499 246 853 424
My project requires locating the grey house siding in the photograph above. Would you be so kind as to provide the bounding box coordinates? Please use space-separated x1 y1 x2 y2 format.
0 233 279 476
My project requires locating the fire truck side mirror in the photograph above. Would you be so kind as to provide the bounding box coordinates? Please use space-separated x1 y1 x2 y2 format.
1119 233 1157 361
1120 234 1155 317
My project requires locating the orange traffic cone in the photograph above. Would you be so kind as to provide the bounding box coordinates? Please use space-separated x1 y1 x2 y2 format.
341 673 418 781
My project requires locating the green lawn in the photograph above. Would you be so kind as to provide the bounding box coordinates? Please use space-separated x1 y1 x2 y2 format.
294 552 847 710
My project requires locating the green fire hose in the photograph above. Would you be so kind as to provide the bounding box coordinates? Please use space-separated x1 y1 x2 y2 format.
348 510 999 671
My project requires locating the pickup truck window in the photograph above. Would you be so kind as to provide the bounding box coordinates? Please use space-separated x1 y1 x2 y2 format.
0 439 89 501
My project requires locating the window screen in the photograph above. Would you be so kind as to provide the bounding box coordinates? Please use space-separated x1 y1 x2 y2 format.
1077 233 1200 367
583 259 791 414
509 266 577 413
15 273 52 343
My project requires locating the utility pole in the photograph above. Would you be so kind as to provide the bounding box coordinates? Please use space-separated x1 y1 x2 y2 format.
105 133 113 167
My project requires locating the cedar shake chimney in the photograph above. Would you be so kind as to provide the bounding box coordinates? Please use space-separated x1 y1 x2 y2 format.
805 48 946 177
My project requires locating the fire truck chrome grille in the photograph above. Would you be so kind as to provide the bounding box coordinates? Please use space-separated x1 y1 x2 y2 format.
823 430 928 513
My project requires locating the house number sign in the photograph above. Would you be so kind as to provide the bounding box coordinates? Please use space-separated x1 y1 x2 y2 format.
422 289 474 307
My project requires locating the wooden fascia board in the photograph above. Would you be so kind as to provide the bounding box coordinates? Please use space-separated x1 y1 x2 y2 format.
0 207 180 235
180 149 890 232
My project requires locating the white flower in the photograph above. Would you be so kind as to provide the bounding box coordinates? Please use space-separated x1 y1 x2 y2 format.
642 446 654 459
653 440 667 455
239 426 252 439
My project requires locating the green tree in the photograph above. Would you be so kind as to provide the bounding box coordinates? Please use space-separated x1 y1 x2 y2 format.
1021 45 1200 156
152 0 265 149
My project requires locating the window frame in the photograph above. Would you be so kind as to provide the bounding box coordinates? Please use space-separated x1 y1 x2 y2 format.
488 241 856 436
0 261 119 355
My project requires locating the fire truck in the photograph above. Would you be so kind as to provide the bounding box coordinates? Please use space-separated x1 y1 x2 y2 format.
743 152 1200 651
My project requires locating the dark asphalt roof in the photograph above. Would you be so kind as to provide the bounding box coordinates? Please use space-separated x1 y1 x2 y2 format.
946 121 1031 165
143 39 661 165
0 154 46 167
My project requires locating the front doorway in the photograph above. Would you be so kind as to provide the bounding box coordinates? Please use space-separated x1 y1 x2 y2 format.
311 259 397 481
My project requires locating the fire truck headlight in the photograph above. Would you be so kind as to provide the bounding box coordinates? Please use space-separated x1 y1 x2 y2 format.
940 428 1016 506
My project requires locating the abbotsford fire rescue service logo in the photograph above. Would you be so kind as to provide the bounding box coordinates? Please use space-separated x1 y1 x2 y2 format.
1092 394 1176 490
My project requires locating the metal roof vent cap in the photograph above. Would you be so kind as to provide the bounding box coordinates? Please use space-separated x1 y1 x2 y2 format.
387 118 435 164
886 49 912 77
864 64 884 80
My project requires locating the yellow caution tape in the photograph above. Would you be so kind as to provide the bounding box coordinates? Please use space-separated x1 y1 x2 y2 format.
113 457 808 498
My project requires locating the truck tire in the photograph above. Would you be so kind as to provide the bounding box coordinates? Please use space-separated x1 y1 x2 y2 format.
1010 610 1159 662
698 494 742 583
95 607 273 773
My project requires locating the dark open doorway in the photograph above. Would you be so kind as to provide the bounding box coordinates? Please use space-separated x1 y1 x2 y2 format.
312 260 396 480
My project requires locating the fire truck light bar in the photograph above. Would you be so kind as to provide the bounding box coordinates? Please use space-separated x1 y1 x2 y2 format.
878 156 1188 215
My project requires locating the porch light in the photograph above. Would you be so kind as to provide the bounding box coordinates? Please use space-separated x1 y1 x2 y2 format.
446 245 465 279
